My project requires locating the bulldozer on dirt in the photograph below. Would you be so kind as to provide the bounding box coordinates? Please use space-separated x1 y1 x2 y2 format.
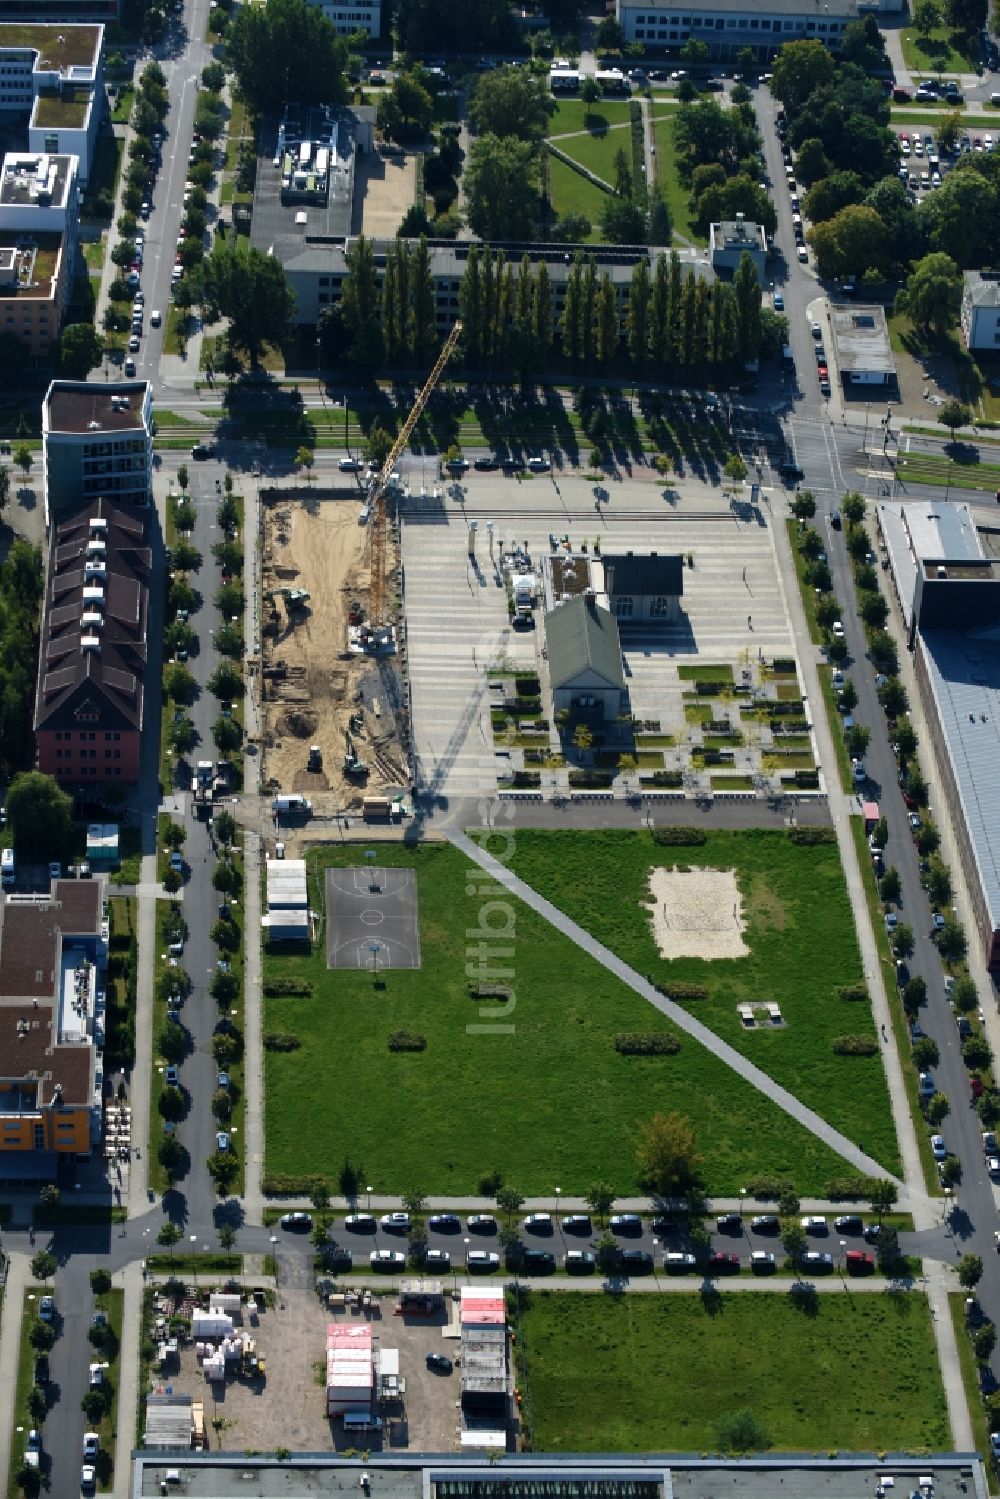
307 745 323 772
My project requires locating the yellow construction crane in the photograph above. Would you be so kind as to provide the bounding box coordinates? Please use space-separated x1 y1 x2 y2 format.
365 320 463 647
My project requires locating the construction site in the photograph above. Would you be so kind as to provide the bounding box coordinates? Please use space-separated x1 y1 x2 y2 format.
258 490 412 814
257 325 462 824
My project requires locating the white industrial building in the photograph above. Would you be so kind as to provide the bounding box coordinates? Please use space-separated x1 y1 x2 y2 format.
326 1322 375 1416
459 1288 508 1441
263 857 310 943
961 271 1000 353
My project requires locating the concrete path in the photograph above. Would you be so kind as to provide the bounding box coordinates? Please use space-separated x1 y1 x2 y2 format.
0 1252 28 1499
768 495 928 1202
923 1256 975 1450
112 1259 144 1499
883 26 914 89
128 853 159 1214
448 829 903 1189
241 475 265 1216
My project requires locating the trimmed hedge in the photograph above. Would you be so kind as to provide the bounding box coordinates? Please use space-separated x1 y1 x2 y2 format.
652 827 707 846
642 771 683 787
655 979 708 1001
838 983 869 1003
262 1173 329 1197
614 1031 682 1055
515 675 541 697
788 827 835 845
388 1029 427 1052
824 1175 877 1200
263 977 313 997
832 1034 878 1056
263 1032 301 1051
467 983 511 1000
772 657 796 673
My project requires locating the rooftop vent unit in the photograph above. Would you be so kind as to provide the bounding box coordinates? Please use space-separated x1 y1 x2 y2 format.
84 558 106 581
80 611 103 629
80 635 100 653
89 517 108 532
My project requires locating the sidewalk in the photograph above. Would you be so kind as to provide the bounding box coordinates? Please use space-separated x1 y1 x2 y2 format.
768 491 929 1209
128 851 159 1215
112 1259 144 1499
242 474 264 1217
882 26 913 89
924 1256 975 1449
0 1253 28 1498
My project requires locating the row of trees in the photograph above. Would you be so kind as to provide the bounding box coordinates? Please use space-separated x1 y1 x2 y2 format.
327 233 768 379
0 543 44 782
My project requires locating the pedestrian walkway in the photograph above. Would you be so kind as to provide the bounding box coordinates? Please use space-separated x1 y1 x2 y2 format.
0 1252 28 1498
128 851 159 1215
112 1259 144 1499
241 477 265 1217
769 496 928 1206
924 1256 975 1450
883 26 914 89
448 829 903 1189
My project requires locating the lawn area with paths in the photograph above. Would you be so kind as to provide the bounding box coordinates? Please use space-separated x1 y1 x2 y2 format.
507 828 900 1175
547 98 630 137
651 111 700 243
518 1290 949 1452
545 156 608 242
263 842 864 1196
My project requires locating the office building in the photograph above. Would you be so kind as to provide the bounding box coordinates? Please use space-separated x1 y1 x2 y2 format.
0 22 105 181
615 0 903 62
830 305 896 390
305 0 381 34
0 876 106 1183
42 378 153 520
0 150 79 363
34 498 150 785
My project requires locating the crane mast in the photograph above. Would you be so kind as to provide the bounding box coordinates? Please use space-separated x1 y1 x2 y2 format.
365 320 463 647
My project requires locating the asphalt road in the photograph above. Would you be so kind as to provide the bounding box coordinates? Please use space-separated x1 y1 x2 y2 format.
167 456 232 1235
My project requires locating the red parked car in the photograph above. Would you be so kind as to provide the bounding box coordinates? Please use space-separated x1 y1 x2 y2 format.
845 1250 875 1274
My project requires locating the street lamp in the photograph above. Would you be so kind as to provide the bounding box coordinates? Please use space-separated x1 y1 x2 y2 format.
269 1234 279 1295
366 1185 373 1214
463 1237 470 1280
555 1186 561 1224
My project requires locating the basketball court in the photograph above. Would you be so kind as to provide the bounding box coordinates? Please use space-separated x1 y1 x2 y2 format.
325 865 421 970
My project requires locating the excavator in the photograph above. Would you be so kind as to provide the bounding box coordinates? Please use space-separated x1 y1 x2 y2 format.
263 587 310 636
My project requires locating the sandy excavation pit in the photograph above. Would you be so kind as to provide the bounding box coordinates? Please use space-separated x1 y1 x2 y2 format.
260 495 409 816
647 866 749 961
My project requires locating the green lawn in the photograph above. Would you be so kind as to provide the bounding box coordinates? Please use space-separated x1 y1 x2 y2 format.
651 112 701 244
263 842 866 1196
548 99 630 137
507 829 900 1175
554 120 632 185
518 1291 949 1452
678 663 733 682
891 107 1000 127
901 25 980 74
545 155 609 241
948 1292 993 1465
95 1288 124 1491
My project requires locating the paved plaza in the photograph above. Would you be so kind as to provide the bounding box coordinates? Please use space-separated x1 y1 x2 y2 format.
400 476 800 805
